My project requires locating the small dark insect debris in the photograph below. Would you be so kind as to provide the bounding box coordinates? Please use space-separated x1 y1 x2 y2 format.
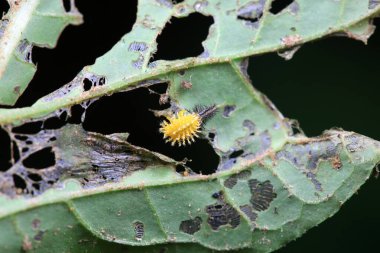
212 191 223 199
181 80 192 89
179 216 202 234
134 221 144 241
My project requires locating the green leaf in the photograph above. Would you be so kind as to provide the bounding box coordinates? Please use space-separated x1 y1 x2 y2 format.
1 62 380 252
0 0 379 123
0 0 82 106
1 0 380 252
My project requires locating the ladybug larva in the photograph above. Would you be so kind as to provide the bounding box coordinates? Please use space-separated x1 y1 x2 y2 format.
159 105 217 146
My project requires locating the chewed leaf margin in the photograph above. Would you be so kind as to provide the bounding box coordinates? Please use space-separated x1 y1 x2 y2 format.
0 0 83 106
0 0 380 122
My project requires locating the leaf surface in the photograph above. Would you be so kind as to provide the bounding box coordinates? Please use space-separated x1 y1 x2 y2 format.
0 0 82 106
0 0 379 252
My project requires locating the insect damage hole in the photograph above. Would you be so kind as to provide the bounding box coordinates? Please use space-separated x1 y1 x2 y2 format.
0 127 12 171
62 0 72 12
82 83 219 175
22 147 56 169
150 13 214 61
0 1 10 14
179 217 202 234
12 121 43 134
269 0 295 15
13 174 27 192
14 0 137 107
229 150 244 159
237 0 265 27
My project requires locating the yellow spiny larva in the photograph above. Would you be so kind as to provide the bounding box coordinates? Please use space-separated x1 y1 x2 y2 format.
160 110 201 146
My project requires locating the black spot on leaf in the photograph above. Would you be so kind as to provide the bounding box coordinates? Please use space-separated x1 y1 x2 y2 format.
206 201 240 230
224 170 252 189
12 121 42 134
240 204 258 223
134 221 144 241
179 216 202 234
223 105 236 117
248 179 277 211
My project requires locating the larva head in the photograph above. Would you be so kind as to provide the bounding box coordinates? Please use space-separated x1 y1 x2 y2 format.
160 110 201 146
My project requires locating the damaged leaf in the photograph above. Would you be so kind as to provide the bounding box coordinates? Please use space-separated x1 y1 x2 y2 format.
1 0 380 122
0 0 380 253
0 0 83 106
1 62 380 252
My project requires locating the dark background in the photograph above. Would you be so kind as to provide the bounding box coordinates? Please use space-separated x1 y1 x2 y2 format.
1 0 380 252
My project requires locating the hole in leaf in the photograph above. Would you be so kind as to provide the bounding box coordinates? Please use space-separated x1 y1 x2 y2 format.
208 132 215 141
175 164 186 174
229 150 244 159
62 0 71 12
148 83 168 94
12 121 42 134
43 112 67 130
32 183 40 191
83 84 219 174
13 174 26 190
237 0 265 27
15 135 28 141
12 141 20 163
28 173 42 182
269 0 294 15
23 147 56 169
14 0 138 107
0 127 12 171
151 13 214 61
83 78 92 91
68 104 85 124
0 1 9 15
